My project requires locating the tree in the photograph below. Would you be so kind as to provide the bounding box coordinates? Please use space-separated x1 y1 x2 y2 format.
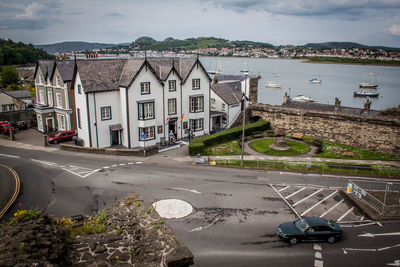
1 66 20 87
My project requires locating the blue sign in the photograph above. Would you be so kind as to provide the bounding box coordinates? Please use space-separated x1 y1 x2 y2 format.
141 133 146 140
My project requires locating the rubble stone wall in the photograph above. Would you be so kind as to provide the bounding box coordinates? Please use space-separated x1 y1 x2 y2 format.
250 103 400 155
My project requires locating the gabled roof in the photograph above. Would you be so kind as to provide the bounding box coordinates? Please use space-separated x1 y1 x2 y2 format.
34 60 55 80
54 60 75 82
76 59 126 93
211 82 242 106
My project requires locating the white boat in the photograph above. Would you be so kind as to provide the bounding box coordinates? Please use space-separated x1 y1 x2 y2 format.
359 72 378 88
354 90 379 97
208 70 223 75
309 78 321 84
266 81 283 88
292 95 315 102
240 63 249 75
272 72 279 77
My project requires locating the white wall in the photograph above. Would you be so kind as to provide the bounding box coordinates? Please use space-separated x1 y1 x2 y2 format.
74 74 90 147
164 71 181 139
119 87 128 147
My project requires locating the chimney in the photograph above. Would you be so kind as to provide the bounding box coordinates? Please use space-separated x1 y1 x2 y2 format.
334 97 341 111
283 92 290 104
364 99 371 113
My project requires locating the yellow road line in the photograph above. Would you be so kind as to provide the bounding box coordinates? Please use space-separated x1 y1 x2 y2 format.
0 164 20 219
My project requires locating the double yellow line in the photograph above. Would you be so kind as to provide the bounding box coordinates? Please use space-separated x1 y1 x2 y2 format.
0 164 20 219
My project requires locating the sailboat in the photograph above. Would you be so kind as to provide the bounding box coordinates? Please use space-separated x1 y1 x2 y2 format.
359 72 378 88
240 63 249 75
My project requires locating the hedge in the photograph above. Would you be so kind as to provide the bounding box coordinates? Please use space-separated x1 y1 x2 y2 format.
189 120 270 156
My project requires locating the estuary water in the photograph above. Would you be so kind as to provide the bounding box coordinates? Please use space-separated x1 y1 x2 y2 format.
200 56 400 111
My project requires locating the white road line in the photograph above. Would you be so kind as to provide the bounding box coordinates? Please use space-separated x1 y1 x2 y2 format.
103 166 110 169
136 162 143 164
278 186 290 192
82 169 100 178
337 207 355 222
62 168 83 178
0 154 20 158
377 222 383 226
31 159 57 166
270 184 302 219
315 259 323 267
301 190 338 217
111 164 118 167
360 215 365 221
320 199 344 218
128 162 134 165
172 188 202 195
293 188 324 207
284 187 306 199
314 244 322 251
119 163 126 166
190 215 221 232
315 251 322 259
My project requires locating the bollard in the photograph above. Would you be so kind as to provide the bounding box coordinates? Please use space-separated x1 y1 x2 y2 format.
43 134 48 147
9 129 15 141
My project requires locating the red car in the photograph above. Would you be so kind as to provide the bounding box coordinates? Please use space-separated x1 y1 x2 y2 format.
0 123 16 135
48 130 77 144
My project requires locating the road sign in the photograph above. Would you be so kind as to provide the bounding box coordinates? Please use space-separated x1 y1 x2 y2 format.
141 133 146 140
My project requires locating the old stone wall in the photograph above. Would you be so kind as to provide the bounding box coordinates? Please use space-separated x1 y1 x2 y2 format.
250 103 400 155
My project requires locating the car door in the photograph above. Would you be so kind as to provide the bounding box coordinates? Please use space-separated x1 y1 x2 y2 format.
305 227 317 241
312 226 331 241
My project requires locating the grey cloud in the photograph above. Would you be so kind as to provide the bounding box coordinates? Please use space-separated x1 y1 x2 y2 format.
204 0 400 18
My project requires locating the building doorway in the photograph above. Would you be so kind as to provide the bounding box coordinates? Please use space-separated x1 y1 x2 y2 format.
168 118 177 142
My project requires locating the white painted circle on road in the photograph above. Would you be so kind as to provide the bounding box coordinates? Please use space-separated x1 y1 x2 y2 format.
152 199 193 219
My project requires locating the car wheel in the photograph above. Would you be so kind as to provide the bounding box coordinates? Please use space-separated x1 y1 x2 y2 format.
327 236 335 244
54 140 58 144
290 237 298 245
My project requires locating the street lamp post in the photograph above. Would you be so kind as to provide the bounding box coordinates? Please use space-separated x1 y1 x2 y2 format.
241 74 249 166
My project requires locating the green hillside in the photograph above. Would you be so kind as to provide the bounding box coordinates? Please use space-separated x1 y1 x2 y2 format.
304 42 400 51
0 38 54 66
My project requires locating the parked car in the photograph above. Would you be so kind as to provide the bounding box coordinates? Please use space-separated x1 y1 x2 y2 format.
11 120 28 130
277 217 343 245
47 130 77 144
0 123 16 135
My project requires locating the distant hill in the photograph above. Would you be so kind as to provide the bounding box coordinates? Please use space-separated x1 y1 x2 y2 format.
129 36 275 51
0 38 54 66
304 42 400 51
34 41 129 54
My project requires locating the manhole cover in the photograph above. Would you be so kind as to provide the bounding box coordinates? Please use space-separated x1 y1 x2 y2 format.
152 199 193 219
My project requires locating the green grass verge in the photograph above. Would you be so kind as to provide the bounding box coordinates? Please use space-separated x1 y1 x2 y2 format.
203 140 243 156
316 141 400 161
213 159 400 178
250 139 311 156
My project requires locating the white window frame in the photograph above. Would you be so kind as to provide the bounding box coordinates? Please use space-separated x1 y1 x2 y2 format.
190 118 204 132
48 92 53 107
78 84 82 94
101 106 112 121
190 95 203 113
139 126 155 141
57 114 66 131
56 93 62 108
138 102 154 120
39 90 45 104
37 114 43 132
168 80 176 91
77 108 81 128
140 82 150 95
168 98 176 115
222 103 226 111
56 76 60 87
192 79 200 90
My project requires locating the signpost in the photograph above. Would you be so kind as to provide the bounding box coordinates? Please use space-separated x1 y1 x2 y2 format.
141 132 146 157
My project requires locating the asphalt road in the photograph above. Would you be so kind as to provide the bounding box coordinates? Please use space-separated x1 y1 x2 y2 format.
0 145 399 267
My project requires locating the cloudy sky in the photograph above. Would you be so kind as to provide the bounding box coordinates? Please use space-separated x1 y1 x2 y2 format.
1 0 400 47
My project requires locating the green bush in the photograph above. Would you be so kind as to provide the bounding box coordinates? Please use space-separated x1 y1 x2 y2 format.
189 120 270 156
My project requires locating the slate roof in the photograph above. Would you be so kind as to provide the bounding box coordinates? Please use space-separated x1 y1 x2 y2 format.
211 82 242 106
282 101 380 116
55 60 75 82
5 90 31 99
36 60 55 79
77 59 126 93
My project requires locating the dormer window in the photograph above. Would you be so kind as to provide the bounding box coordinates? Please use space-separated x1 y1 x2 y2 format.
39 74 43 84
56 76 60 87
192 79 200 90
141 82 150 95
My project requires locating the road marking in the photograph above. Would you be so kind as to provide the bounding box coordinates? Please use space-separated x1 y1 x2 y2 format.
119 163 126 166
172 188 202 195
285 187 306 199
0 164 20 219
314 244 322 251
31 159 57 166
314 259 323 267
387 260 400 266
301 190 337 216
320 199 344 218
0 153 20 158
278 186 290 192
111 164 118 167
343 244 400 254
190 215 221 232
128 162 134 165
315 251 322 259
136 162 143 164
293 188 323 207
377 222 383 226
103 166 110 169
358 232 400 238
337 207 354 222
270 184 302 219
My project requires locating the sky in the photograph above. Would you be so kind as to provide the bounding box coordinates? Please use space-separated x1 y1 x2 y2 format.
1 0 400 47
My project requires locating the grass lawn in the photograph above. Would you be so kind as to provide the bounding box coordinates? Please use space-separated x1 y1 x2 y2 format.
203 140 243 156
250 139 311 156
316 141 400 161
214 159 400 178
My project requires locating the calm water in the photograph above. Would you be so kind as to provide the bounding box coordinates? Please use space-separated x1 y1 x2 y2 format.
200 56 400 110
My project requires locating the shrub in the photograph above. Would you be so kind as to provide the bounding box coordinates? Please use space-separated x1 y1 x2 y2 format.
10 208 40 224
189 120 270 155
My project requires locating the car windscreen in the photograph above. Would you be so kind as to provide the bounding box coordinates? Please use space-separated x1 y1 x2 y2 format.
55 133 61 137
294 219 310 232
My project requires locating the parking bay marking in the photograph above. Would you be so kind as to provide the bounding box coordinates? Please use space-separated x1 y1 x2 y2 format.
301 190 338 217
285 187 306 199
293 188 324 207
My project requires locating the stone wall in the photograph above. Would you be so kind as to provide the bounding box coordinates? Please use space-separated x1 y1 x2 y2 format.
250 103 400 155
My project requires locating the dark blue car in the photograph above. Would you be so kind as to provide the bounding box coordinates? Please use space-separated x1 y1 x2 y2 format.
277 217 343 245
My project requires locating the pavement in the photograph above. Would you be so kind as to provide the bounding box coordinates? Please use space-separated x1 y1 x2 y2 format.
0 128 399 220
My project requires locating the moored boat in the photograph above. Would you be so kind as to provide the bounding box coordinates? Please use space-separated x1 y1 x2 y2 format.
309 78 321 84
266 81 283 88
354 90 379 97
359 72 378 88
292 95 315 102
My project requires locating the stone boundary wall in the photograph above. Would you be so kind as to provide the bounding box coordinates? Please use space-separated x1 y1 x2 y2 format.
60 143 159 157
250 103 400 155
